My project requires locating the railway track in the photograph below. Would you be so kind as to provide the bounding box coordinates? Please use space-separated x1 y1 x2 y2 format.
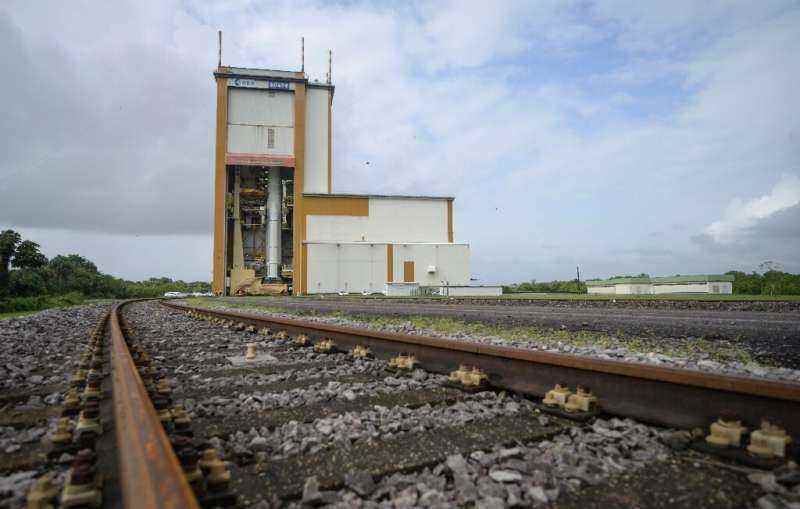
164 301 800 433
220 297 800 326
3 299 799 508
216 296 800 369
2 302 203 508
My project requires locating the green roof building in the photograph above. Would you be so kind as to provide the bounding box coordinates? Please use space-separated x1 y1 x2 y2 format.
586 275 734 295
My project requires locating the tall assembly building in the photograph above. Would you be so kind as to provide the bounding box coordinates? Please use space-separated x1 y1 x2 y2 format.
212 56 490 296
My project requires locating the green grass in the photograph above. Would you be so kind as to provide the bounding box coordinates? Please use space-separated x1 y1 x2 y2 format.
184 297 760 366
0 297 114 320
352 292 800 302
498 292 800 301
185 297 287 315
85 298 117 306
227 292 800 302
0 310 39 320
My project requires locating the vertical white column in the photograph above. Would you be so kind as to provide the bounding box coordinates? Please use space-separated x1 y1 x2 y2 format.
266 167 282 279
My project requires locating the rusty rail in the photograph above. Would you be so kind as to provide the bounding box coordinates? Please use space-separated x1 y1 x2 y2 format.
163 301 800 433
110 301 200 509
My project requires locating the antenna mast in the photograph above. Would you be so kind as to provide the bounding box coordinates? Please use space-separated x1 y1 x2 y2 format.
327 49 332 84
301 37 305 73
217 30 222 68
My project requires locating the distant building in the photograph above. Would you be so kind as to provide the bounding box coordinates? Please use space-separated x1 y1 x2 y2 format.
586 275 734 295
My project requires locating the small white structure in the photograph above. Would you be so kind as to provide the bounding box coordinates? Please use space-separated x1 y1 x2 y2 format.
385 282 419 296
438 285 503 297
651 275 734 295
586 275 734 295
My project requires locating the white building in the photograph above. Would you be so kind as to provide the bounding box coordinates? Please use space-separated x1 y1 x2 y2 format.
586 275 734 295
303 194 470 294
212 51 499 296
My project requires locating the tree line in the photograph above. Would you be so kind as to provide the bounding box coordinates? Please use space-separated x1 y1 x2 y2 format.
725 270 800 295
503 279 587 294
0 229 210 312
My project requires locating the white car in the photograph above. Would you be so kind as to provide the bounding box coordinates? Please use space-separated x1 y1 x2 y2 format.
163 291 185 298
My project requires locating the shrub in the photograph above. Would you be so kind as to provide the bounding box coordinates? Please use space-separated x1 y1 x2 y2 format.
0 292 85 313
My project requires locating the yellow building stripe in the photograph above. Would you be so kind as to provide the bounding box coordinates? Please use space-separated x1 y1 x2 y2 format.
446 199 454 243
293 83 307 295
303 195 369 216
212 74 229 295
386 244 393 283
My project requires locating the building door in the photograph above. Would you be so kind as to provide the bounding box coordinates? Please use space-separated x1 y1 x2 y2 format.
403 261 415 283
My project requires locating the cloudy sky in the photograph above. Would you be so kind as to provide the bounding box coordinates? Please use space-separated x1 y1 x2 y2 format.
1 0 798 283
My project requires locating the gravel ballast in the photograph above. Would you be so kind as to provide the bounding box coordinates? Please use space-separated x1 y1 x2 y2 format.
0 304 110 508
117 301 800 508
188 300 800 382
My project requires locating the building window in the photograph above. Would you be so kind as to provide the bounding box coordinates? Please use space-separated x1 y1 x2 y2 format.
267 128 275 149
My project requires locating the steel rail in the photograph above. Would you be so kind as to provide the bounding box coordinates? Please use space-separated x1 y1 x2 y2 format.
110 301 200 509
164 301 800 434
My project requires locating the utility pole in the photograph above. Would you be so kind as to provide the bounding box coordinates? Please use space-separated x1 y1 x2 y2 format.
576 266 580 282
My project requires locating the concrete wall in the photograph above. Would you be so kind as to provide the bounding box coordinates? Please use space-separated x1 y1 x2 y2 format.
227 88 294 155
652 282 706 294
439 286 502 297
712 282 733 294
652 282 733 294
391 243 469 286
370 199 449 242
305 242 470 294
304 87 330 193
306 197 449 243
385 282 419 296
616 284 652 295
227 124 294 155
587 285 615 295
306 243 387 294
228 88 294 126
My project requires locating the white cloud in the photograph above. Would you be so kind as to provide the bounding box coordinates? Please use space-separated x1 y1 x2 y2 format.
704 175 800 243
591 0 794 54
409 0 596 71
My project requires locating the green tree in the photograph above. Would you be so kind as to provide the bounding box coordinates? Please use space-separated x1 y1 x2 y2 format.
0 229 22 295
12 240 48 269
9 269 48 297
47 254 101 295
0 231 213 312
504 278 587 294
